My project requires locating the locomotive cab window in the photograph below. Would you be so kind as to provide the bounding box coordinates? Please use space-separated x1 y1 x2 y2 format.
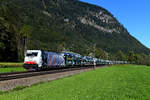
26 52 38 57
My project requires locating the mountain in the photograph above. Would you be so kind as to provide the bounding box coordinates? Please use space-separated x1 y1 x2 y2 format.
0 0 150 61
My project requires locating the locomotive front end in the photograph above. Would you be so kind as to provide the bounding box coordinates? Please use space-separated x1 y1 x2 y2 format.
23 50 43 70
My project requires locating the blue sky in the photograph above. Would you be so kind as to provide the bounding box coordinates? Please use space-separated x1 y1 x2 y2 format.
80 0 150 48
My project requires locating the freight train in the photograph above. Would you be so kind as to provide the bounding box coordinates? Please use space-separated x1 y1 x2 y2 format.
23 50 127 70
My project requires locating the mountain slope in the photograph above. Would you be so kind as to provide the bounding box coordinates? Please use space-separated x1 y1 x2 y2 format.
0 0 150 61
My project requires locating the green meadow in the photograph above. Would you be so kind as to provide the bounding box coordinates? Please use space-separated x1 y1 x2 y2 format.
0 67 25 73
0 65 150 100
0 62 23 68
0 62 25 73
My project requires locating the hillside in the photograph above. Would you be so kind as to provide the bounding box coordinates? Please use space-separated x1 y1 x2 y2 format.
0 0 150 61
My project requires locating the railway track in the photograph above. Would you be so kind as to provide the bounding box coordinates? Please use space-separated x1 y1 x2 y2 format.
0 66 104 81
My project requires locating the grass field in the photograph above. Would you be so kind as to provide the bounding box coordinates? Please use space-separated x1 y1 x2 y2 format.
0 65 150 100
0 67 26 73
0 62 25 73
0 62 23 68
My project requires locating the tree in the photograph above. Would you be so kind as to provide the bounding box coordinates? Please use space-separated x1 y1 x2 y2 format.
127 51 136 64
41 0 47 9
0 3 32 61
95 48 109 59
0 3 19 61
116 50 127 61
19 25 32 54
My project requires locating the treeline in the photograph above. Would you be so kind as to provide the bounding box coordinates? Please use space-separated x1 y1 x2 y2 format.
0 2 32 61
94 49 150 66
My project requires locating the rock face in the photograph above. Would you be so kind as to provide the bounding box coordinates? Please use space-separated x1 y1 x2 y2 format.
1 0 150 55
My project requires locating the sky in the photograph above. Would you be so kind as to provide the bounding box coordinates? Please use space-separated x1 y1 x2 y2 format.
79 0 150 48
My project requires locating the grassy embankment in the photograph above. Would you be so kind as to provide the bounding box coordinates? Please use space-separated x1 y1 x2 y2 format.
0 62 25 73
0 64 150 100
